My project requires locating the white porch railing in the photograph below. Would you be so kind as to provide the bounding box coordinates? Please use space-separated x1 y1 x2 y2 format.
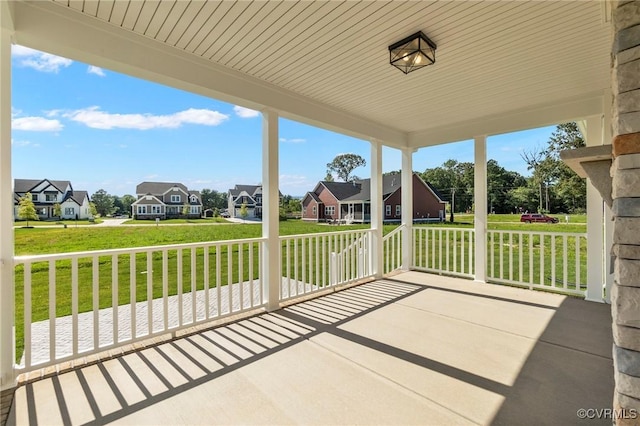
412 226 587 296
412 227 475 278
279 229 373 302
383 225 404 275
13 237 265 373
10 226 587 378
487 230 587 296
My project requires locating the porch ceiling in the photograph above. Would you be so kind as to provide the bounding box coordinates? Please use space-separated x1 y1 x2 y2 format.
6 1 612 148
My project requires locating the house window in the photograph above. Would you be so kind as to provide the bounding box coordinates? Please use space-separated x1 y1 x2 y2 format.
45 194 57 202
396 205 401 216
171 195 181 203
385 205 391 216
325 206 335 216
190 206 200 214
137 206 147 214
151 205 162 214
312 206 317 216
31 194 38 201
64 207 75 215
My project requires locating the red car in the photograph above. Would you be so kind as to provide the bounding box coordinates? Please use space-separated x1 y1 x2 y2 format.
520 213 559 223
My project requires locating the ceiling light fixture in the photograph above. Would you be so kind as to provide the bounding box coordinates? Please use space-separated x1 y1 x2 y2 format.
389 31 437 74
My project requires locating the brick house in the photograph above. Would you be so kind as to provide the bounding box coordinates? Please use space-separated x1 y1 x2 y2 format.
132 182 202 220
301 173 446 223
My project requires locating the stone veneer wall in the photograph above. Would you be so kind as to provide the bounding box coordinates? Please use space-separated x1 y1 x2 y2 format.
611 1 640 424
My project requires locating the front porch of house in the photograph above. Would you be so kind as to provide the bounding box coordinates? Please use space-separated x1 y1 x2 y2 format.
5 271 613 425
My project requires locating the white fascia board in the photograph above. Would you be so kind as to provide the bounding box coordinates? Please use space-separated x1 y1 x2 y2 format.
408 93 605 148
162 186 189 197
13 1 407 148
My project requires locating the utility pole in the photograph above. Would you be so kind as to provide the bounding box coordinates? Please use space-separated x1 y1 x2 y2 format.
449 187 455 222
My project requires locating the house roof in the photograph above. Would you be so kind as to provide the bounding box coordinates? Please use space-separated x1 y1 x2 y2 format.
10 1 611 150
319 173 445 204
14 179 71 194
62 190 88 206
229 185 261 198
136 182 189 195
188 191 202 204
304 192 322 203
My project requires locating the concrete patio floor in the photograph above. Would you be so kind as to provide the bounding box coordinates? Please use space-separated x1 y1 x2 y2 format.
5 271 613 425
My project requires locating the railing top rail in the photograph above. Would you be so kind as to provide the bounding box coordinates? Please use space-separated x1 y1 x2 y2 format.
280 228 374 240
14 236 267 264
487 229 587 238
413 226 474 232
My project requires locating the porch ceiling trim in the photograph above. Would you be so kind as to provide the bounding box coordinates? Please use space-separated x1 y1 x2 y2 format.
11 0 408 147
409 93 605 147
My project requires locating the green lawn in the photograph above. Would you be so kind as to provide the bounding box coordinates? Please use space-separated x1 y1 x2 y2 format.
14 219 103 227
123 217 230 225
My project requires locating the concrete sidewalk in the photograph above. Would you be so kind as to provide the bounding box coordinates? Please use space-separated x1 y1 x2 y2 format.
6 272 613 425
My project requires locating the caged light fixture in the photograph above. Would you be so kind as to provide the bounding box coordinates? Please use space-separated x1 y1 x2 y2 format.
388 31 437 74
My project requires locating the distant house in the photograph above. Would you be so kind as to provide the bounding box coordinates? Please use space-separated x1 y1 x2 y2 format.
13 179 91 220
301 173 446 223
227 184 283 219
132 182 202 220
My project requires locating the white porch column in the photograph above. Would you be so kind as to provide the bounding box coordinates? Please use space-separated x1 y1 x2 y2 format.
0 19 14 389
370 140 383 278
401 148 414 271
474 136 487 283
586 114 605 302
262 109 280 311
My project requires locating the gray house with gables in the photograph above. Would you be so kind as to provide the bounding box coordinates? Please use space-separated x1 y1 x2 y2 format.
132 182 202 220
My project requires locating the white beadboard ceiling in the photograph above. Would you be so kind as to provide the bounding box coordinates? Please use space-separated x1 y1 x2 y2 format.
8 0 612 148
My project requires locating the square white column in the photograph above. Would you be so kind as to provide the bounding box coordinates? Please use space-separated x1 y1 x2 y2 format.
370 140 383 278
401 148 414 271
474 136 487 283
262 110 280 311
0 23 14 389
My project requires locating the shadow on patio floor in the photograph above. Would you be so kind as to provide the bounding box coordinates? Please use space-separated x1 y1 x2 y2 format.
6 272 613 425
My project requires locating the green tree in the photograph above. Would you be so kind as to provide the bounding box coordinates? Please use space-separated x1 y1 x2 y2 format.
18 192 39 227
201 189 227 210
182 203 190 217
545 122 586 213
88 202 98 218
53 202 62 219
120 194 136 217
326 153 366 182
91 189 115 217
421 159 474 221
487 160 527 213
239 202 249 222
324 172 334 182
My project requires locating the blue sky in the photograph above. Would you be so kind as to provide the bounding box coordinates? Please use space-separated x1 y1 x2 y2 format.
11 45 557 197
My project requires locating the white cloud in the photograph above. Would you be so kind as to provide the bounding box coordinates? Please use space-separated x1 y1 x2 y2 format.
233 106 260 118
12 116 63 132
280 138 306 144
12 45 72 73
12 139 40 148
500 145 524 152
87 65 106 77
279 174 313 193
63 106 229 130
